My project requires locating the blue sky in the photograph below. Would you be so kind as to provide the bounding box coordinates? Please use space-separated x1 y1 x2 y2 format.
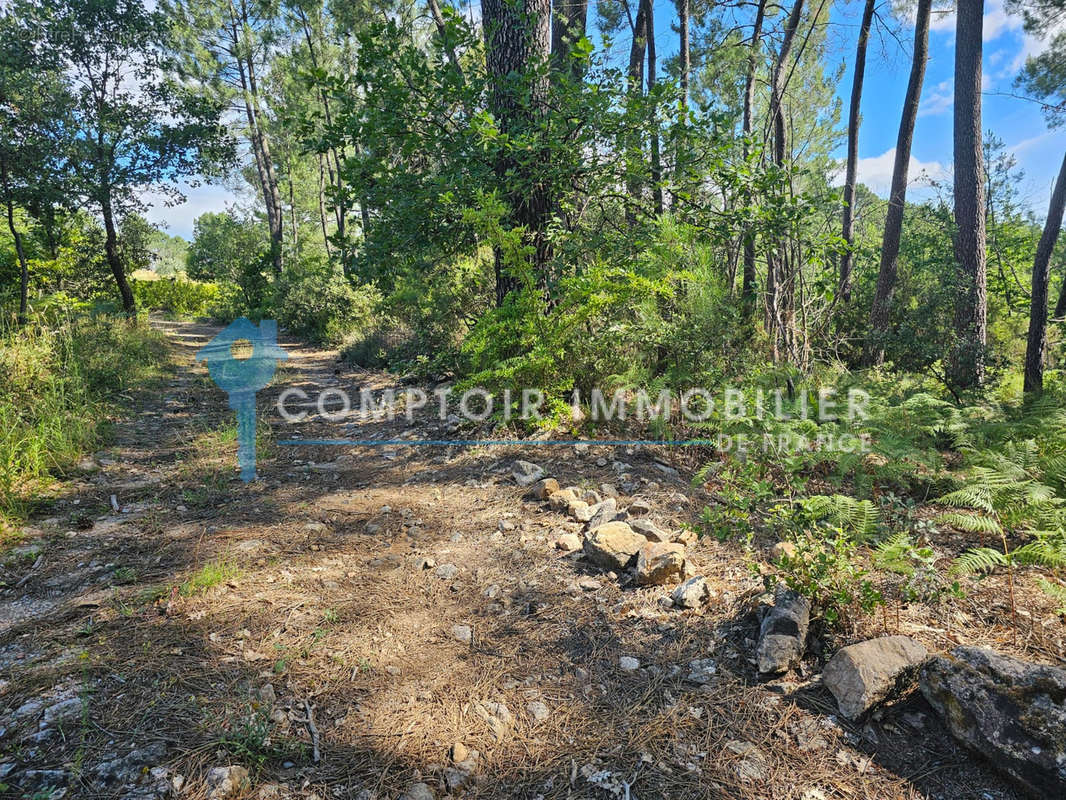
145 0 1066 239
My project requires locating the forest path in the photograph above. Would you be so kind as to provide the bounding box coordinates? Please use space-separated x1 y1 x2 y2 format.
0 318 1019 800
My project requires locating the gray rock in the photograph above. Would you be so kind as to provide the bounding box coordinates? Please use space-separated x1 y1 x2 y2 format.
451 624 472 644
671 576 710 609
920 646 1066 797
619 656 640 671
629 518 669 542
527 701 550 723
512 460 544 487
434 563 459 580
400 782 435 800
756 590 810 674
582 522 647 570
823 636 928 719
205 765 249 799
585 498 619 530
627 498 652 516
686 658 718 684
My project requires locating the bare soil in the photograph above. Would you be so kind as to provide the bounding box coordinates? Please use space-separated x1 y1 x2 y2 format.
2 318 1063 800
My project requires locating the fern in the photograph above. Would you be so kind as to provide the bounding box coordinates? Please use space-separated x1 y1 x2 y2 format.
1038 578 1066 615
951 547 1008 576
799 495 881 541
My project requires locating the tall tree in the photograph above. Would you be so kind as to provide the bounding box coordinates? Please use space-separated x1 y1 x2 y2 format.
839 0 876 303
1023 152 1066 392
865 0 932 366
646 0 663 216
623 0 650 225
740 0 767 311
31 0 229 315
678 0 690 110
166 0 285 275
949 0 988 388
481 0 552 304
551 0 589 81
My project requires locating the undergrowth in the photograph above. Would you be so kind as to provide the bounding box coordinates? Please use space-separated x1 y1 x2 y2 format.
0 310 166 536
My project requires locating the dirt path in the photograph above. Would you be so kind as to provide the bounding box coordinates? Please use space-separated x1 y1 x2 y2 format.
0 319 1020 800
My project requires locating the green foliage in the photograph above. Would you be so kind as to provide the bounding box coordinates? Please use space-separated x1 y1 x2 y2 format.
0 311 165 526
180 559 239 596
763 528 883 627
795 494 882 542
274 261 380 345
132 276 221 316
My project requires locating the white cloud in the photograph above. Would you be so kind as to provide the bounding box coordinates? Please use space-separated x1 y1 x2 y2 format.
852 148 948 196
919 80 953 117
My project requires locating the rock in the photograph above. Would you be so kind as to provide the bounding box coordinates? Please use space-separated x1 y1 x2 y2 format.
530 478 559 500
451 624 472 644
512 460 544 487
400 782 435 800
434 563 459 580
726 741 767 782
671 576 710 609
822 636 928 719
450 742 469 763
498 519 516 531
770 541 797 561
555 533 582 552
475 701 513 741
635 542 686 586
756 590 810 674
548 489 578 511
673 529 697 546
205 765 249 799
619 656 640 671
40 697 81 730
585 498 619 529
920 646 1066 797
527 701 550 723
686 658 718 685
627 498 652 516
583 522 647 571
629 518 669 542
568 499 593 522
576 576 601 591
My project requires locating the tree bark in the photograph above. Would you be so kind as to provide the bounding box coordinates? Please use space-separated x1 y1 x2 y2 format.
1023 151 1066 393
740 0 767 310
482 0 552 305
949 0 988 389
839 0 875 303
550 0 588 81
623 0 650 226
646 0 663 216
0 155 30 324
101 197 135 316
766 0 805 360
678 0 689 110
865 0 932 366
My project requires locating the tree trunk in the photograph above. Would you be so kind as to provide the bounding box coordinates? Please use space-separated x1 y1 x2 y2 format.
766 0 805 360
865 0 932 366
839 0 875 303
317 154 332 258
101 198 135 316
949 0 988 389
623 0 650 226
646 0 663 216
1023 151 1066 393
550 0 588 81
482 0 552 305
740 0 767 311
678 0 689 110
0 156 30 325
245 54 284 276
1056 268 1066 320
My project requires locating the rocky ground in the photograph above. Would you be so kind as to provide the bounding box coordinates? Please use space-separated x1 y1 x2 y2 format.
1 319 1062 799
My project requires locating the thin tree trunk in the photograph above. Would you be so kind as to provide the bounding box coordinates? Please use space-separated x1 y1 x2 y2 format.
427 0 466 79
839 0 875 303
1023 151 1066 393
949 0 988 389
245 53 284 276
766 0 805 360
102 197 135 316
741 0 767 311
551 0 588 81
647 0 663 216
678 0 689 110
865 0 932 366
624 0 650 226
287 162 298 253
0 156 29 324
317 154 332 258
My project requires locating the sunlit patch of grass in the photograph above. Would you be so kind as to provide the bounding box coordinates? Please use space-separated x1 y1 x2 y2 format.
180 559 239 596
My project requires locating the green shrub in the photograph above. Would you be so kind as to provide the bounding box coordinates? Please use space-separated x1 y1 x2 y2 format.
0 311 165 528
274 262 380 345
132 276 221 316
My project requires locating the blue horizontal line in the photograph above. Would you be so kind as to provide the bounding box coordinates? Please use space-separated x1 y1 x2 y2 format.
278 439 716 447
